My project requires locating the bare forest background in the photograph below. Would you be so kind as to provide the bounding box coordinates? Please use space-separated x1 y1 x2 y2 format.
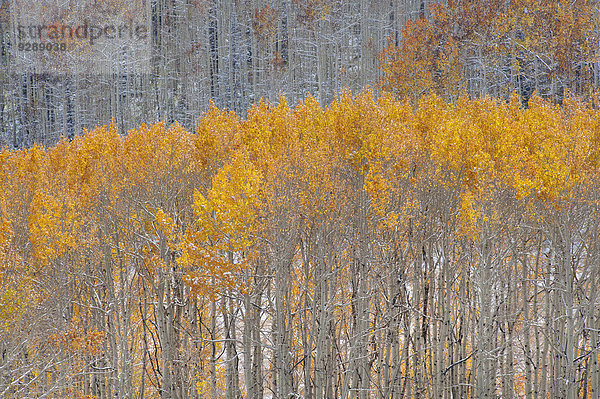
3 0 599 149
0 0 431 148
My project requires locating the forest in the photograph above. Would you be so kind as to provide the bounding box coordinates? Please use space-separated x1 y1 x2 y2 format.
2 0 600 398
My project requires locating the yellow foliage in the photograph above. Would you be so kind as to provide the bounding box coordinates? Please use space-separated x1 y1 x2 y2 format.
2 91 600 397
180 154 265 294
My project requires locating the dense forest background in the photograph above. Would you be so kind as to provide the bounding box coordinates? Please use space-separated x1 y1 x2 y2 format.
2 0 599 148
3 1 600 399
0 0 427 148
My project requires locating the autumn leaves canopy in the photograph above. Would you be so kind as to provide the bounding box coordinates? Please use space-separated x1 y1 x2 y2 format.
2 88 600 396
2 89 599 318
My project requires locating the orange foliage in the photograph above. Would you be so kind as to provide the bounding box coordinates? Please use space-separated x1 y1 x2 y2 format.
380 0 599 101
